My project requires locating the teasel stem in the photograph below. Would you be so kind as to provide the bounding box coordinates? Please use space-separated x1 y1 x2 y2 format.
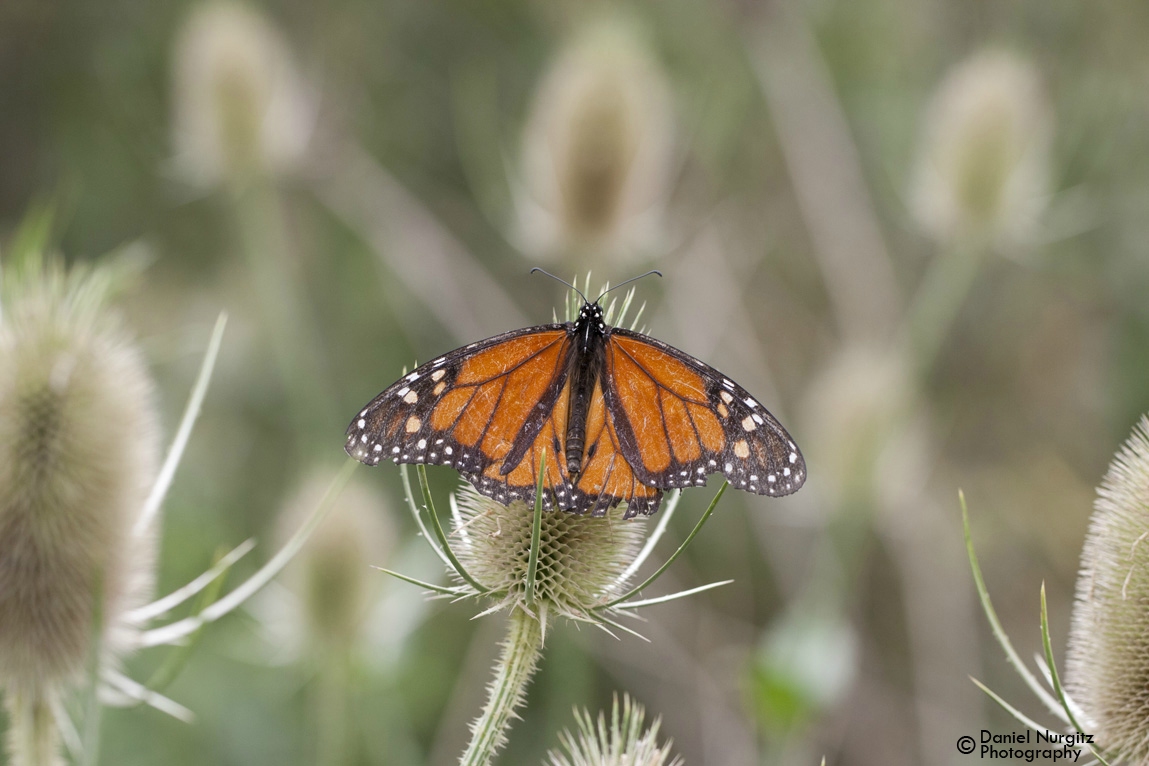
315 654 352 766
232 183 334 441
5 689 61 766
902 240 988 378
458 607 544 766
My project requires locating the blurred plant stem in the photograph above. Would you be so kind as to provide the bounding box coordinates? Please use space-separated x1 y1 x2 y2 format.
750 6 899 343
315 655 353 766
230 181 336 443
903 241 989 378
459 608 544 766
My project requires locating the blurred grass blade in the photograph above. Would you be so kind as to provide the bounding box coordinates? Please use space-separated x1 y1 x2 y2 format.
128 538 255 623
101 670 194 722
145 545 234 692
141 460 357 647
134 311 227 536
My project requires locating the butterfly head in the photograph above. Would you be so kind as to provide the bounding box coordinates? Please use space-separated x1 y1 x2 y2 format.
578 301 606 330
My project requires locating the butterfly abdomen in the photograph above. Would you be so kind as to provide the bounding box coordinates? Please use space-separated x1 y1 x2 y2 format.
564 305 608 477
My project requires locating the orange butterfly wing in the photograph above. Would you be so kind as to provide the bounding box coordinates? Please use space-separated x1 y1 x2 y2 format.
603 329 806 500
346 325 570 487
564 376 663 517
347 316 805 518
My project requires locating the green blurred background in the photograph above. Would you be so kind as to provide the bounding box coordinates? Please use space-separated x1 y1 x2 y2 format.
2 0 1148 764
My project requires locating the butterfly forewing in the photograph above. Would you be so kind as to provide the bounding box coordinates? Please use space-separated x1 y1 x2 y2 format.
604 329 806 497
346 325 570 482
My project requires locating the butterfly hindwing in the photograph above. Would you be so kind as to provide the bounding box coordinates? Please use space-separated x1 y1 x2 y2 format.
564 377 664 517
604 329 806 498
460 376 576 510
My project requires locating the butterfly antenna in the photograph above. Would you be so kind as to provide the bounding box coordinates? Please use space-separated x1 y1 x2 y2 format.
595 270 663 302
530 267 588 304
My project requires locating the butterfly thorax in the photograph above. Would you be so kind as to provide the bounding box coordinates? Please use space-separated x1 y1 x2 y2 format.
564 302 608 477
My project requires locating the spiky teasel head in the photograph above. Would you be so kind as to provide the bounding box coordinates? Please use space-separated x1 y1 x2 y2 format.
0 255 160 696
517 15 674 263
1066 415 1149 759
546 694 682 766
171 1 312 188
910 50 1051 249
452 484 645 627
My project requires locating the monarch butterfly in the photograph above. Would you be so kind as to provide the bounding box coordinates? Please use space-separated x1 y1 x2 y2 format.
345 273 805 518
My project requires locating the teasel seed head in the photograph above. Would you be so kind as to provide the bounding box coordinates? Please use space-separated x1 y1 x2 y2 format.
453 483 646 625
1066 415 1149 758
276 468 392 654
799 345 915 509
517 16 674 263
546 694 682 766
910 50 1052 249
171 1 313 189
0 258 160 697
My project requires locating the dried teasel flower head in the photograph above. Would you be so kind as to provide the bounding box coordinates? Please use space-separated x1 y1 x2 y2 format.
799 345 915 509
0 256 160 697
1066 415 1149 759
910 50 1052 249
516 16 675 264
275 469 393 654
171 1 313 188
452 483 646 626
546 694 682 766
